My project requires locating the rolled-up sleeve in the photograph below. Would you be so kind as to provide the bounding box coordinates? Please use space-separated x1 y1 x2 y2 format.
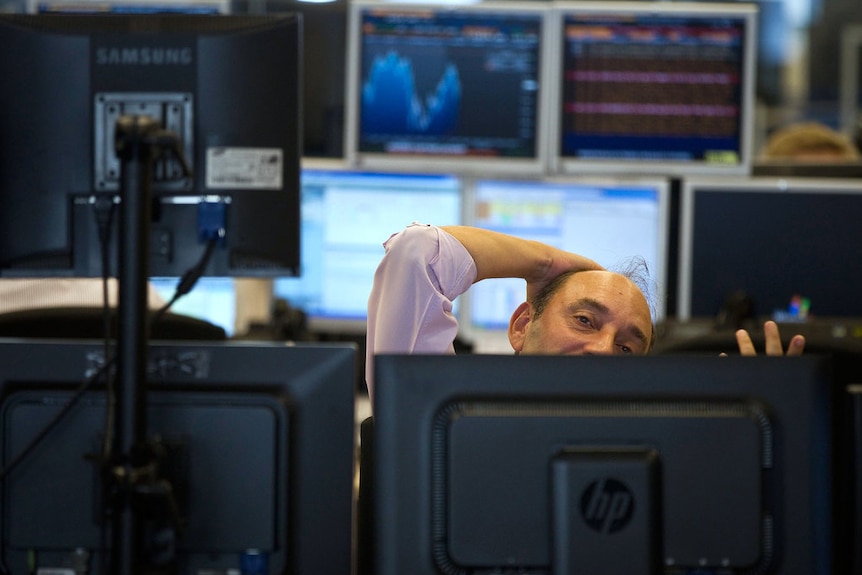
365 223 476 398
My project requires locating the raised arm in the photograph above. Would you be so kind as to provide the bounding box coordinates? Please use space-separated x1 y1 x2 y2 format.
441 225 604 301
365 224 476 398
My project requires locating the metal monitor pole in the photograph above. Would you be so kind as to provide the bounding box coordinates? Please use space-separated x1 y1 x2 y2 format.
109 115 187 575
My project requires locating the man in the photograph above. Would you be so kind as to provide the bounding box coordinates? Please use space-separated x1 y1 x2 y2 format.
366 223 805 397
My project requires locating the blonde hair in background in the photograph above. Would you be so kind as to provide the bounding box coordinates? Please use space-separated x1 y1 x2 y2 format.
761 121 861 161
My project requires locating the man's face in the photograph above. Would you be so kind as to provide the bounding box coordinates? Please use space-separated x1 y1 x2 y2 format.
508 270 653 356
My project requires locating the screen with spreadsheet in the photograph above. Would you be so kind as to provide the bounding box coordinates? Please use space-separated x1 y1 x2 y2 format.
551 2 756 176
465 176 669 336
273 166 463 332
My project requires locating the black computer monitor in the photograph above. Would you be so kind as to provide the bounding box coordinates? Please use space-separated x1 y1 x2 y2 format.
371 354 835 575
677 177 862 321
0 339 356 574
0 13 302 278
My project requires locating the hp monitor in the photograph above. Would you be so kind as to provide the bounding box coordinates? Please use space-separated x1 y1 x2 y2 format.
371 353 835 575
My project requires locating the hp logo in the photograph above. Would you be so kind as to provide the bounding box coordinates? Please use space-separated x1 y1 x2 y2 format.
579 478 635 534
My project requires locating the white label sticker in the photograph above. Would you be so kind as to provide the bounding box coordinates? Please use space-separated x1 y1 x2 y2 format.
206 147 283 190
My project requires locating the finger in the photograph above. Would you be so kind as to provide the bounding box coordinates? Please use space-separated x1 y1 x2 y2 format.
735 329 757 356
786 334 806 356
763 321 785 356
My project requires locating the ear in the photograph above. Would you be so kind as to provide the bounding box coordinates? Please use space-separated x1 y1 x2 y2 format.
507 301 533 353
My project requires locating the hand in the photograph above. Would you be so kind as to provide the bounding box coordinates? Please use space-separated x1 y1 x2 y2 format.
733 320 806 356
524 250 604 302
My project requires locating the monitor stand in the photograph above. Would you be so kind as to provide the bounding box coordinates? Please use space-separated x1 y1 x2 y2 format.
110 115 190 575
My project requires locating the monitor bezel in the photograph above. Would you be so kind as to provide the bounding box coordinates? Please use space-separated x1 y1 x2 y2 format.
344 0 554 176
548 1 759 178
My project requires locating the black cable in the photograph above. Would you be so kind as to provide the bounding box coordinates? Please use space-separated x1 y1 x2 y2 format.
94 195 120 575
0 358 115 483
0 197 119 483
93 195 119 463
0 126 205 573
152 235 219 324
0 215 218 484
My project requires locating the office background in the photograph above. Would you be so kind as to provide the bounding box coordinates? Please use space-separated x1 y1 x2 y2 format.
4 0 859 371
243 0 858 355
170 0 862 376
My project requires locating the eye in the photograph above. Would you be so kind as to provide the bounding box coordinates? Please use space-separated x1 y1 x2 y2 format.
617 344 633 354
574 315 594 327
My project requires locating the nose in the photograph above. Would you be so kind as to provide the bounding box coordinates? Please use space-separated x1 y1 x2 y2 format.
582 330 616 355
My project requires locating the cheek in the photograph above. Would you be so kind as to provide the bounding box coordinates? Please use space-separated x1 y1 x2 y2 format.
542 321 589 353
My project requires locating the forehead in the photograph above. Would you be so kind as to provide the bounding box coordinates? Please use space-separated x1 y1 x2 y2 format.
558 270 652 328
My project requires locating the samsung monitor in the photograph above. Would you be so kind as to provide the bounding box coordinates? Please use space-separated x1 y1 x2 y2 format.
549 2 757 177
678 177 862 321
371 353 835 575
345 1 552 175
0 339 356 574
273 161 463 334
0 13 302 278
462 175 669 350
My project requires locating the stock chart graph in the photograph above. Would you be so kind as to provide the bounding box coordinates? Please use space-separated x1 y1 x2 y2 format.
361 51 462 136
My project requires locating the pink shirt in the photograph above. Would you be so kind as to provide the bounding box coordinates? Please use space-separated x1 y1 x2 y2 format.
365 224 476 399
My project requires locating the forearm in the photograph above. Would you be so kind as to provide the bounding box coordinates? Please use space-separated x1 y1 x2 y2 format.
441 225 603 290
441 225 555 283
